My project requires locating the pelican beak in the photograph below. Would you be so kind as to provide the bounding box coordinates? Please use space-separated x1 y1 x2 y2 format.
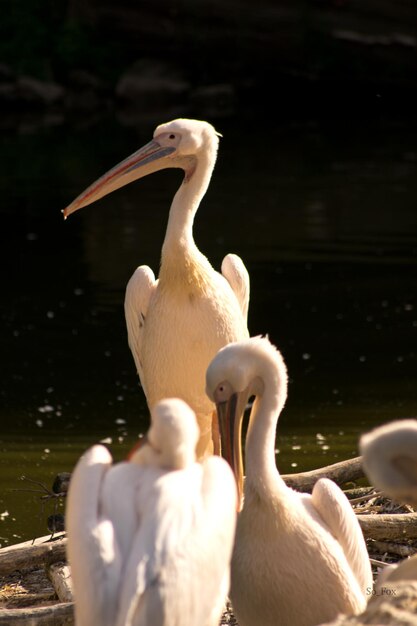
216 392 245 511
62 140 177 218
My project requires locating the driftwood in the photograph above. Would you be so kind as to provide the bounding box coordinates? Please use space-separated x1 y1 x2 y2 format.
0 569 56 610
348 490 382 505
0 537 74 624
358 513 417 541
0 534 67 577
371 541 417 559
0 602 74 625
48 563 73 603
282 456 364 492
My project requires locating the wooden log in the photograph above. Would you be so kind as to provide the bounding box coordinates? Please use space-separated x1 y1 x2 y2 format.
347 490 382 505
0 602 74 625
0 565 58 609
48 562 73 603
358 513 417 541
0 534 67 577
344 487 376 499
370 540 417 558
282 456 364 492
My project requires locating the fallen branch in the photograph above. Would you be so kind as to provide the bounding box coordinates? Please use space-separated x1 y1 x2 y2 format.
370 540 417 558
348 490 382 505
282 456 364 492
0 602 74 625
358 513 417 541
0 534 67 577
48 562 73 603
344 487 376 499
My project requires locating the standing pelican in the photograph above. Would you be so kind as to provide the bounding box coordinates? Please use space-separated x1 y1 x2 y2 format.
206 337 372 626
63 119 249 458
360 419 417 507
66 398 237 626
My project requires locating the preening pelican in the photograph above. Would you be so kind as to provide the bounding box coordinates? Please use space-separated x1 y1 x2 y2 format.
206 337 372 626
360 419 417 507
63 119 249 458
66 398 237 626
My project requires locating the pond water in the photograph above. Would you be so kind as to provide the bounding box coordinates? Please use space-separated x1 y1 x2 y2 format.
0 110 416 546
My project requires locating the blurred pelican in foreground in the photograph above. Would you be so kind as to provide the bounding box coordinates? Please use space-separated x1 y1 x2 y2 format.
361 419 417 591
66 398 237 626
360 419 417 507
63 119 249 458
206 337 372 626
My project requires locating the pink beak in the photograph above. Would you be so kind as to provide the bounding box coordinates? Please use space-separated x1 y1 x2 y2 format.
62 140 176 219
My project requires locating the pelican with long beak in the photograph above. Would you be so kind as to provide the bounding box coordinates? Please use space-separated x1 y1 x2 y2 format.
206 336 372 626
63 119 249 458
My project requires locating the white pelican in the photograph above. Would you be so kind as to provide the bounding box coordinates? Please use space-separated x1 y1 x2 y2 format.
361 420 417 592
205 336 372 626
66 397 237 626
360 419 417 507
63 119 249 458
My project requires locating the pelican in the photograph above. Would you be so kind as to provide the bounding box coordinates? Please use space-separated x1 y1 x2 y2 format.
63 119 249 458
66 397 237 626
360 419 417 507
361 420 417 591
205 336 372 626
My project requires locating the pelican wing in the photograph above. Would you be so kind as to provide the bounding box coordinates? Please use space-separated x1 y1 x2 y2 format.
221 253 250 323
66 445 123 626
311 477 372 593
199 456 238 625
116 461 236 626
124 265 157 396
100 461 149 566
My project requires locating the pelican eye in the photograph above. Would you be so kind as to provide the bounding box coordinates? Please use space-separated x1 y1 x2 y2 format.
214 380 233 403
169 134 176 140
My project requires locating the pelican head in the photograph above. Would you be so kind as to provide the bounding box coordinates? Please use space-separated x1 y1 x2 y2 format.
360 419 417 506
62 119 220 218
206 336 288 504
129 398 199 470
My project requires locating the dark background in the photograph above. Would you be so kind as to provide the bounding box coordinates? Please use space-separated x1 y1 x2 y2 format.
1 1 417 120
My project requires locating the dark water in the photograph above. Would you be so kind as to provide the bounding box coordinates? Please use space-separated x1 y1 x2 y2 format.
1 111 416 546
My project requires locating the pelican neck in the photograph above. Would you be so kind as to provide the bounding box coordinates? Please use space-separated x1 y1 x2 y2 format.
161 150 215 261
245 374 288 498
